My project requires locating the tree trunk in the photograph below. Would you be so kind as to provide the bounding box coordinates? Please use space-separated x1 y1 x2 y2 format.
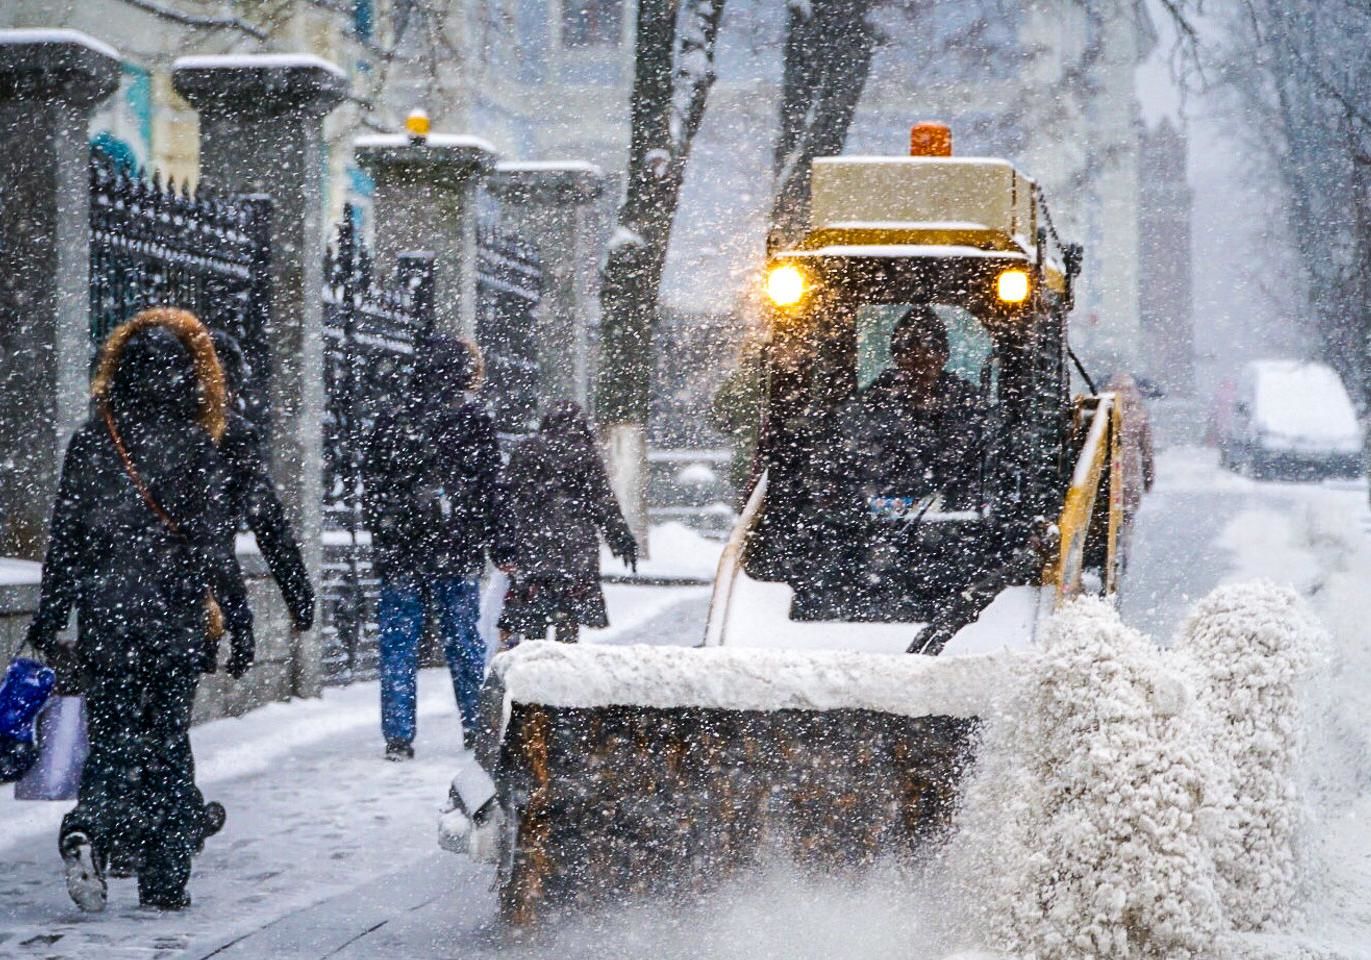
768 0 880 250
597 0 727 553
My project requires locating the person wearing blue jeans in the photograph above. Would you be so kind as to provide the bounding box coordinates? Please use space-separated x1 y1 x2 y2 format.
378 577 483 748
363 338 502 760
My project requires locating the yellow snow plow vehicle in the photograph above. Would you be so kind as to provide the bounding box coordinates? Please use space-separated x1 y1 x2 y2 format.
442 124 1130 924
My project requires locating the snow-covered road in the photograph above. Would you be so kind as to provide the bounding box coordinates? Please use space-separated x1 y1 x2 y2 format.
4 447 1371 959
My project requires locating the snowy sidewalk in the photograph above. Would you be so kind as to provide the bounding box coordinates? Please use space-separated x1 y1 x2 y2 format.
0 584 709 960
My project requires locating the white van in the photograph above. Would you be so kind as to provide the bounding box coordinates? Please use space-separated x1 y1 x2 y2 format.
1220 360 1363 479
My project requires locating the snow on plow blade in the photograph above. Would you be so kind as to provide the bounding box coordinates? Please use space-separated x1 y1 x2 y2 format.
481 641 1017 924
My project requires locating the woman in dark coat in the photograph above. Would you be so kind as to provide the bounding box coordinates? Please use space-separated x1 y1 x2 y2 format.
494 403 637 644
26 308 253 913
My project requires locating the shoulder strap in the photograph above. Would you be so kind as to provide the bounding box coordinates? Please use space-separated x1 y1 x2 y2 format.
102 406 183 537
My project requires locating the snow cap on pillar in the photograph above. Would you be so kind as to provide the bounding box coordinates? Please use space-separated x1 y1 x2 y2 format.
171 54 348 117
353 130 499 189
0 29 121 104
488 161 606 206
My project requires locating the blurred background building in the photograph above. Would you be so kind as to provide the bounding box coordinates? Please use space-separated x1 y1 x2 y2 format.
2 0 1193 412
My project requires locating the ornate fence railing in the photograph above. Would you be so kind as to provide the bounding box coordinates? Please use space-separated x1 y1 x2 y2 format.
320 209 434 684
89 155 273 427
477 226 543 432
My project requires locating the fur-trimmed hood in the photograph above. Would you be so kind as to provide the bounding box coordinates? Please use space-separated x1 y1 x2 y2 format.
91 308 227 442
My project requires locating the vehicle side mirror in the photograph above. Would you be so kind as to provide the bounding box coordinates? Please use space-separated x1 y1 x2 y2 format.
1063 242 1084 280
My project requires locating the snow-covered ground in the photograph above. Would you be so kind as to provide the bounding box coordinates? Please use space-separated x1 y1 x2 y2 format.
4 447 1371 959
599 519 724 582
0 584 709 959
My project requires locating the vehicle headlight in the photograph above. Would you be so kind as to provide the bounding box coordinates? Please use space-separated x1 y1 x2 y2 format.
765 263 808 308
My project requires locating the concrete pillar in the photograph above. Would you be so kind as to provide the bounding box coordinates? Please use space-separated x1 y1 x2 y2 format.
488 161 605 408
0 31 120 559
173 55 346 699
354 132 498 338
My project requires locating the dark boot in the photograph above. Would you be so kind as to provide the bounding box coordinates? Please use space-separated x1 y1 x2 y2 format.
138 889 191 911
385 739 415 761
138 840 192 911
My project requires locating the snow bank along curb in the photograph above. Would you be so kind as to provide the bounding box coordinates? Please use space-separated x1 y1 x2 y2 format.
491 640 1021 719
945 587 1324 959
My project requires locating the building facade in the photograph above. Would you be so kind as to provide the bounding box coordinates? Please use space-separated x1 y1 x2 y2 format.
1138 117 1195 396
2 0 1163 391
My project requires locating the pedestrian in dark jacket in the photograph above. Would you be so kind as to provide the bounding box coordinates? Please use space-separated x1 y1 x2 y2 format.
210 331 314 634
494 402 637 645
25 308 253 913
362 338 500 758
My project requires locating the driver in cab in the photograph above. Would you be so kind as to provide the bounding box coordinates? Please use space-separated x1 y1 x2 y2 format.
853 304 984 511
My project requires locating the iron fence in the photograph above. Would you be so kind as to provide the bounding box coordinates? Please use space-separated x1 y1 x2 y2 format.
320 209 434 684
89 155 272 426
477 226 543 432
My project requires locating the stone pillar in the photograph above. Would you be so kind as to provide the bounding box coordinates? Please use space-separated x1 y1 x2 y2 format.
173 55 346 699
489 161 605 407
354 133 498 338
0 31 121 559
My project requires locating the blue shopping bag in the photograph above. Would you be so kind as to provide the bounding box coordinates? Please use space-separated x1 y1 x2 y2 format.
0 656 56 783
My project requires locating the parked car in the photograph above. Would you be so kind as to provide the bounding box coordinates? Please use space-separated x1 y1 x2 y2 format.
1219 359 1363 479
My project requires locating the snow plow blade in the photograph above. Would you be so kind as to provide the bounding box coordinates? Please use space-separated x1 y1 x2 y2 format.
476 642 1013 924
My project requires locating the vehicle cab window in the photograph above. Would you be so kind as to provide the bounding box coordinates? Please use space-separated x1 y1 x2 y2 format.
856 302 995 392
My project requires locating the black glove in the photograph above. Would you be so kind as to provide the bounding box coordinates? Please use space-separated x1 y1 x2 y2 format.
23 621 55 661
291 602 315 633
45 643 83 696
226 639 255 680
610 529 639 573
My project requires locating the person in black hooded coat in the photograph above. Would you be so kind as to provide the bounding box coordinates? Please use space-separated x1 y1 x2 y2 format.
362 338 500 758
26 309 253 913
493 402 637 644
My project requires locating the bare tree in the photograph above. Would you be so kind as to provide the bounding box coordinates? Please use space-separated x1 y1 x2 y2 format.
597 0 729 546
768 0 882 249
766 0 1198 248
1214 0 1371 400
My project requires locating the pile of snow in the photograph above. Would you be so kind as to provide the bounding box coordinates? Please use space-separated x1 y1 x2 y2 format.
944 587 1324 958
1173 584 1323 931
0 556 40 586
490 640 1017 720
951 598 1222 957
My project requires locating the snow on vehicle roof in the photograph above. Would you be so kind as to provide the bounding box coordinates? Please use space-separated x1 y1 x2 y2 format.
791 244 1023 260
820 220 994 232
1248 360 1360 439
819 155 1019 170
491 640 1018 719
